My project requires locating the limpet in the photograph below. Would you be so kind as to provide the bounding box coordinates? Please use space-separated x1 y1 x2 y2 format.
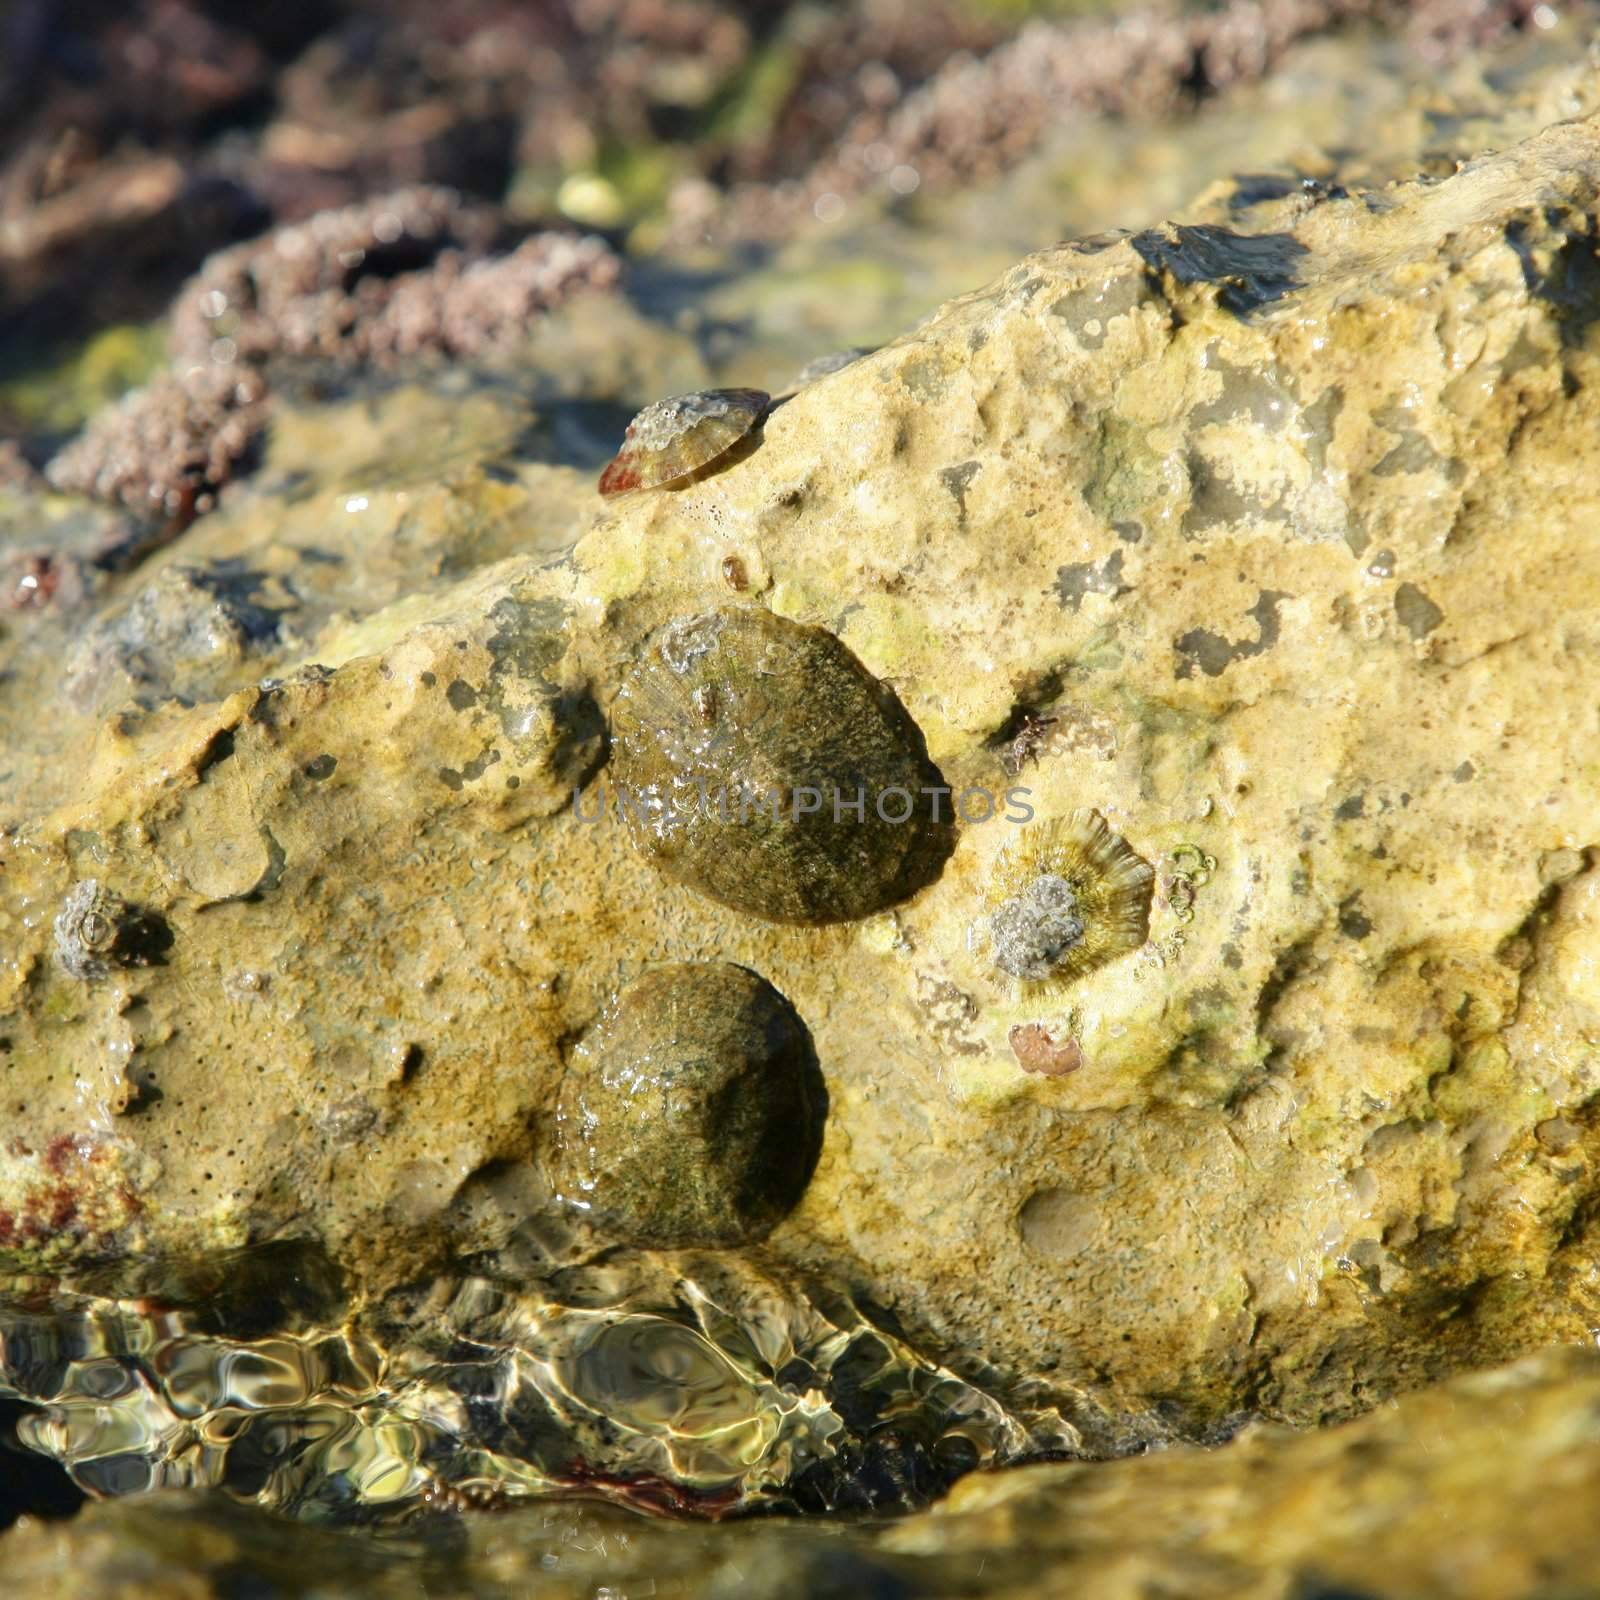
547 962 823 1248
597 388 770 497
985 810 1153 987
609 606 953 924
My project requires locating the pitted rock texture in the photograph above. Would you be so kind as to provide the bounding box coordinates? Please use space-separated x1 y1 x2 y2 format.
3 68 1600 1447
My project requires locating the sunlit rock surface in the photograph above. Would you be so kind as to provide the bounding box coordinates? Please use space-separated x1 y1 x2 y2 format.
3 20 1600 1508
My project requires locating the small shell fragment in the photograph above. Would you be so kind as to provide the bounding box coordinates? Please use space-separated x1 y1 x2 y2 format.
1009 1024 1083 1076
597 388 770 497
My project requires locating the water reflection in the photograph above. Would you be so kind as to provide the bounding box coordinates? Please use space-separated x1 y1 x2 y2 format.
0 1245 1073 1526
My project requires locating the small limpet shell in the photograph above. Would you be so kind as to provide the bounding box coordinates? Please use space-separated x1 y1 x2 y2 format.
985 809 1153 988
597 387 770 497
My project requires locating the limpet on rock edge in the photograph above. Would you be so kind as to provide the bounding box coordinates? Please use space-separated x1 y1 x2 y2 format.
547 963 824 1249
985 810 1153 988
609 606 955 924
597 388 770 497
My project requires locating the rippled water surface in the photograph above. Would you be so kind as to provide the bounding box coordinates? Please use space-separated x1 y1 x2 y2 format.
1 1244 1071 1535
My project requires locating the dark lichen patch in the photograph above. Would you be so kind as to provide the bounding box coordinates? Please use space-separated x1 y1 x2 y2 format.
1395 582 1444 640
302 753 337 781
1183 451 1282 537
1083 416 1173 527
1174 591 1289 679
1114 521 1143 543
1338 893 1373 940
1454 760 1476 782
438 768 464 792
420 671 437 689
1131 224 1308 315
938 460 981 526
484 596 564 694
1191 348 1295 431
899 357 950 402
1373 427 1465 484
1334 794 1366 821
482 594 599 773
445 679 479 711
1299 384 1343 478
461 745 502 782
1054 549 1129 613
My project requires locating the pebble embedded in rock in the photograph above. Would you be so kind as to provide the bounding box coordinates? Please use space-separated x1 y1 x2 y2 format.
609 607 954 924
549 962 823 1248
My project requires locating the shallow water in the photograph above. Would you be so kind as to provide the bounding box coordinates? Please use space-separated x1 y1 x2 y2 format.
0 1243 1071 1530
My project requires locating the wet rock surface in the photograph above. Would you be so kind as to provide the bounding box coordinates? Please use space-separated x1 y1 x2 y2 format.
4 11 1600 1590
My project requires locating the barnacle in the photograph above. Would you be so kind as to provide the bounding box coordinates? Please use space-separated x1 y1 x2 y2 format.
985 810 1153 988
597 388 770 497
53 881 132 981
52 879 172 981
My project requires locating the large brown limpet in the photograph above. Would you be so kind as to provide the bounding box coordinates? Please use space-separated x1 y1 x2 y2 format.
609 606 954 925
547 962 823 1248
597 388 770 497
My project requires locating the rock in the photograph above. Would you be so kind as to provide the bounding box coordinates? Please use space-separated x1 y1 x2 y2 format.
2 48 1600 1453
549 962 824 1247
879 1346 1600 1599
609 607 955 924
